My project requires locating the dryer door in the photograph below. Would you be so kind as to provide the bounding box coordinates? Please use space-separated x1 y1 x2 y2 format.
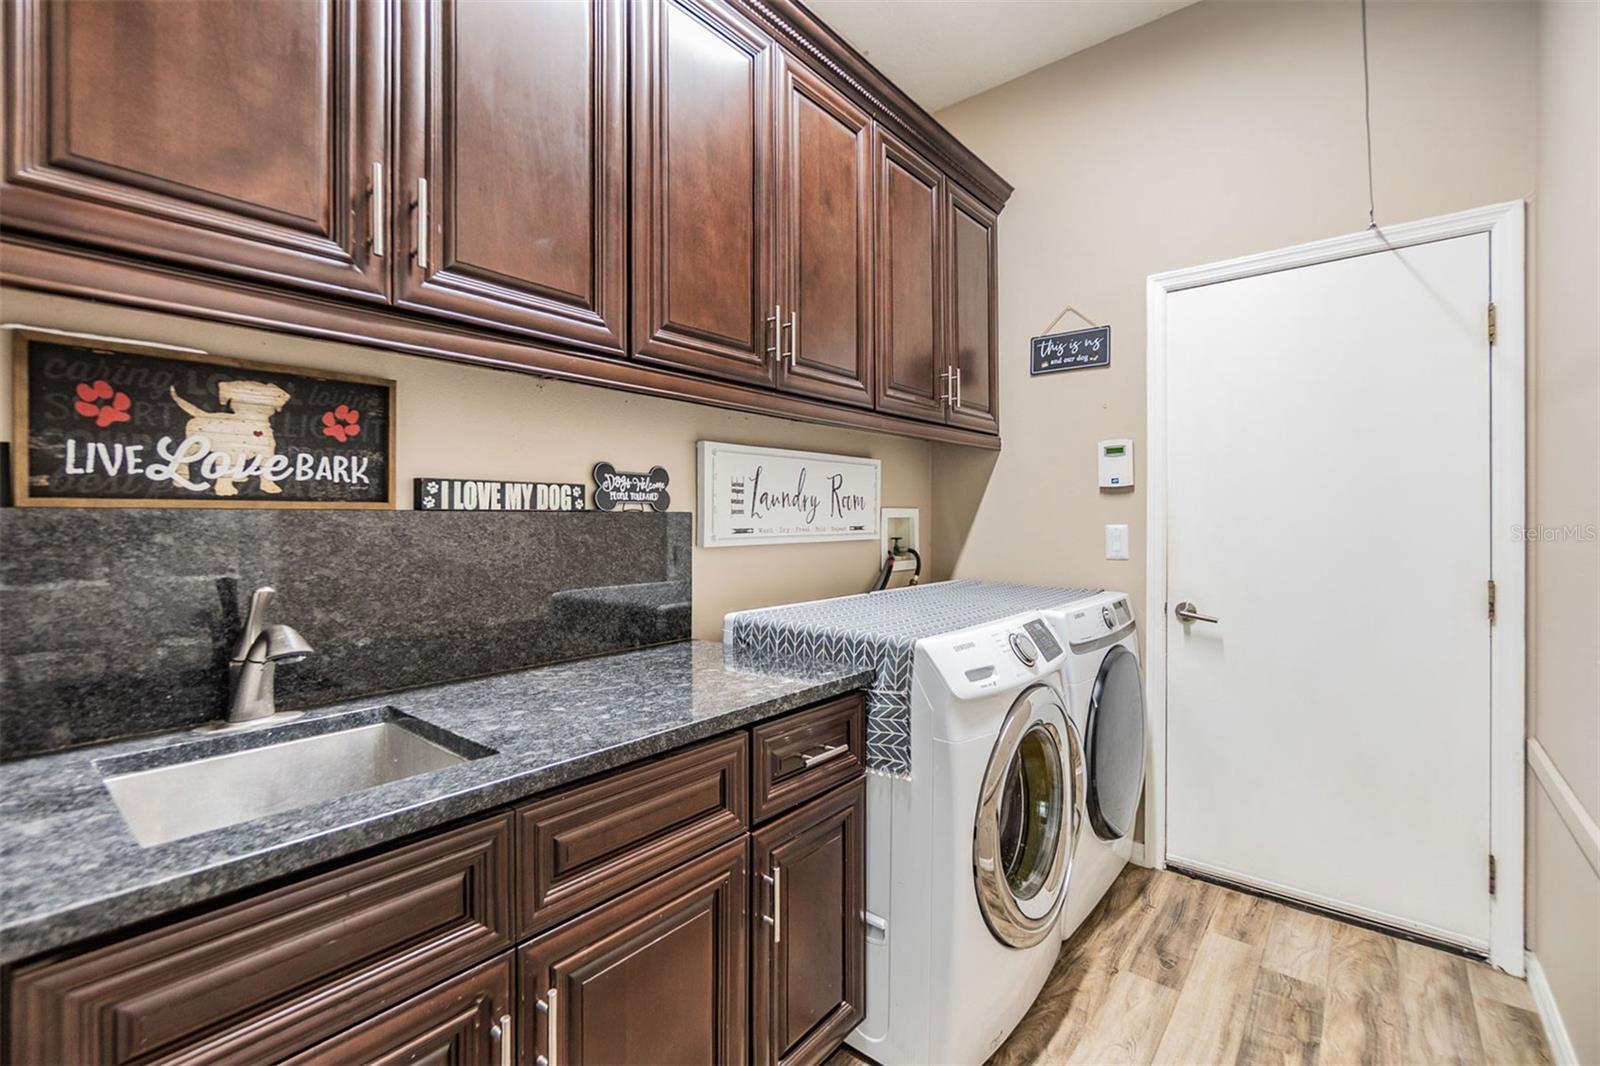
973 684 1085 948
1085 644 1146 841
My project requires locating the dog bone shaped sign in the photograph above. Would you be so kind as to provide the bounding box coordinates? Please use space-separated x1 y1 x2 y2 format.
592 463 670 512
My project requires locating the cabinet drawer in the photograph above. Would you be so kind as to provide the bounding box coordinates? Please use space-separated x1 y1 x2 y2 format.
750 694 866 823
7 814 515 1065
284 953 514 1066
515 732 748 937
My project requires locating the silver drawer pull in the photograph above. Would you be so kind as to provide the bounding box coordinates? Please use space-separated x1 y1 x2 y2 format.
801 742 850 768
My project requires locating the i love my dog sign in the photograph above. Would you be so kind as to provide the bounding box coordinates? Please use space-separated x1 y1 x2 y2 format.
11 332 395 507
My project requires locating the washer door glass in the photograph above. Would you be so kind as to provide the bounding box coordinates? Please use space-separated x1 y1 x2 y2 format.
997 725 1064 900
1086 644 1146 841
973 685 1084 949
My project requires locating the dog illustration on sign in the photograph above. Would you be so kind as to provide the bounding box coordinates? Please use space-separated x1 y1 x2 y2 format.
168 380 292 496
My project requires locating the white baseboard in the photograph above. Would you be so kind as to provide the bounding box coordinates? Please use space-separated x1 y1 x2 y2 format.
1526 952 1580 1066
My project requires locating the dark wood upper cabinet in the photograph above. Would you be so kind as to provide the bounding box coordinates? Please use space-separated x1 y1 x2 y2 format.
1 0 1009 445
632 0 777 386
519 837 751 1066
873 129 947 424
945 184 1000 433
285 954 514 1066
774 54 874 407
397 0 627 355
753 778 866 1066
2 0 390 300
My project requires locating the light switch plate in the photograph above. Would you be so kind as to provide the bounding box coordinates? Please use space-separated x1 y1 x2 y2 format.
1105 524 1130 560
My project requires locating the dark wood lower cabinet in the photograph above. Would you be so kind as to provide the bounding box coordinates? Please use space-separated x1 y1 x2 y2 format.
518 836 750 1066
3 703 866 1065
5 814 515 1066
285 954 515 1066
752 778 867 1066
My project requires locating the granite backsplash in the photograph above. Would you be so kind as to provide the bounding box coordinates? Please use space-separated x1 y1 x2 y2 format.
0 509 690 759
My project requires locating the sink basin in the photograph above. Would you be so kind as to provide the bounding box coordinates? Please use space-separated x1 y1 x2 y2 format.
100 714 486 847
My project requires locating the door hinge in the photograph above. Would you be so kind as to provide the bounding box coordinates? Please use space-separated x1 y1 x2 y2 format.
1488 853 1497 896
1487 303 1497 345
1487 579 1497 623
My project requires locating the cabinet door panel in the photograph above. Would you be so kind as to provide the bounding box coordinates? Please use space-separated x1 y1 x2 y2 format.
753 778 866 1066
519 837 749 1066
775 56 873 406
3 0 388 299
946 186 1000 432
873 130 946 423
633 0 776 384
398 0 626 353
285 954 513 1066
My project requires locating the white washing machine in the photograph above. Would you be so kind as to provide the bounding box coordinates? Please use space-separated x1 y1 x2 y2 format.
1041 591 1147 941
850 612 1084 1065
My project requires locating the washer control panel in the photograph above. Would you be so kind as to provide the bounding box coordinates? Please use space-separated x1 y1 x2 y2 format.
920 613 1068 701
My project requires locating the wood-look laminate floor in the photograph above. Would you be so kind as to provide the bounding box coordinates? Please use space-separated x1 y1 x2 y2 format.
828 867 1553 1066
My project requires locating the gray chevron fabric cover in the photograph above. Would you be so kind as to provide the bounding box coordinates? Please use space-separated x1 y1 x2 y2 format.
725 580 1100 777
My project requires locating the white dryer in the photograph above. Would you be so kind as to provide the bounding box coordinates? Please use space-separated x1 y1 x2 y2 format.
1041 591 1147 941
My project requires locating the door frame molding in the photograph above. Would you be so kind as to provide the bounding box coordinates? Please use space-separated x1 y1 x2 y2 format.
1143 201 1527 974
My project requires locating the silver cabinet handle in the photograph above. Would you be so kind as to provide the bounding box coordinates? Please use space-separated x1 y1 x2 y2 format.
490 1012 512 1066
534 987 558 1066
955 366 962 408
940 367 954 407
772 865 782 943
786 309 798 367
1174 601 1219 624
369 162 385 257
767 304 782 363
801 742 849 767
415 177 429 270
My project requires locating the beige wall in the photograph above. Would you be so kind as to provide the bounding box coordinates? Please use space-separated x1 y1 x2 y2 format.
931 0 1537 619
1527 0 1599 1059
0 288 934 640
936 0 1595 1047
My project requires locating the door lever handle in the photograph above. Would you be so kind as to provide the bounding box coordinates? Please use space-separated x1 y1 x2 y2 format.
1174 601 1218 624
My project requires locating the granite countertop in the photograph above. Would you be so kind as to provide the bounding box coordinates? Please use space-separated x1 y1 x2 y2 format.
0 641 870 966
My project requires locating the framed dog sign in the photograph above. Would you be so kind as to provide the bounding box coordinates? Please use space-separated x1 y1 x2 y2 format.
10 332 395 508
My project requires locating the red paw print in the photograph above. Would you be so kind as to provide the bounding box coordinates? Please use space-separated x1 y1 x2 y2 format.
73 380 132 428
321 404 361 443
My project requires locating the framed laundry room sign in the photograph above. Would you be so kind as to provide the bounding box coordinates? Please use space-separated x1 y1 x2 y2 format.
10 331 395 508
697 441 880 547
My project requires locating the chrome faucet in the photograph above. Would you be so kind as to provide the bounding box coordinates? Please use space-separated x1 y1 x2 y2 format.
198 587 314 732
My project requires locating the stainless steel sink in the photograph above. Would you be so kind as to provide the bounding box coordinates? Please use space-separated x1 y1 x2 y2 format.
101 718 477 847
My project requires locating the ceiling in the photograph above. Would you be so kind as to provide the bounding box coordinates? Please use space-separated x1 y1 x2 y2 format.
804 0 1196 112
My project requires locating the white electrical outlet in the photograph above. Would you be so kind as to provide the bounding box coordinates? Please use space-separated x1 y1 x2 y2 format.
1105 524 1130 560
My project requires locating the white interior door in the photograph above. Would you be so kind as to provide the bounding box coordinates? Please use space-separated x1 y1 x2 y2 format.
1163 234 1493 949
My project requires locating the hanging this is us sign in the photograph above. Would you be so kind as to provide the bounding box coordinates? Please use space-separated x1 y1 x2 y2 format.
1030 325 1111 375
11 332 395 507
697 441 880 547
